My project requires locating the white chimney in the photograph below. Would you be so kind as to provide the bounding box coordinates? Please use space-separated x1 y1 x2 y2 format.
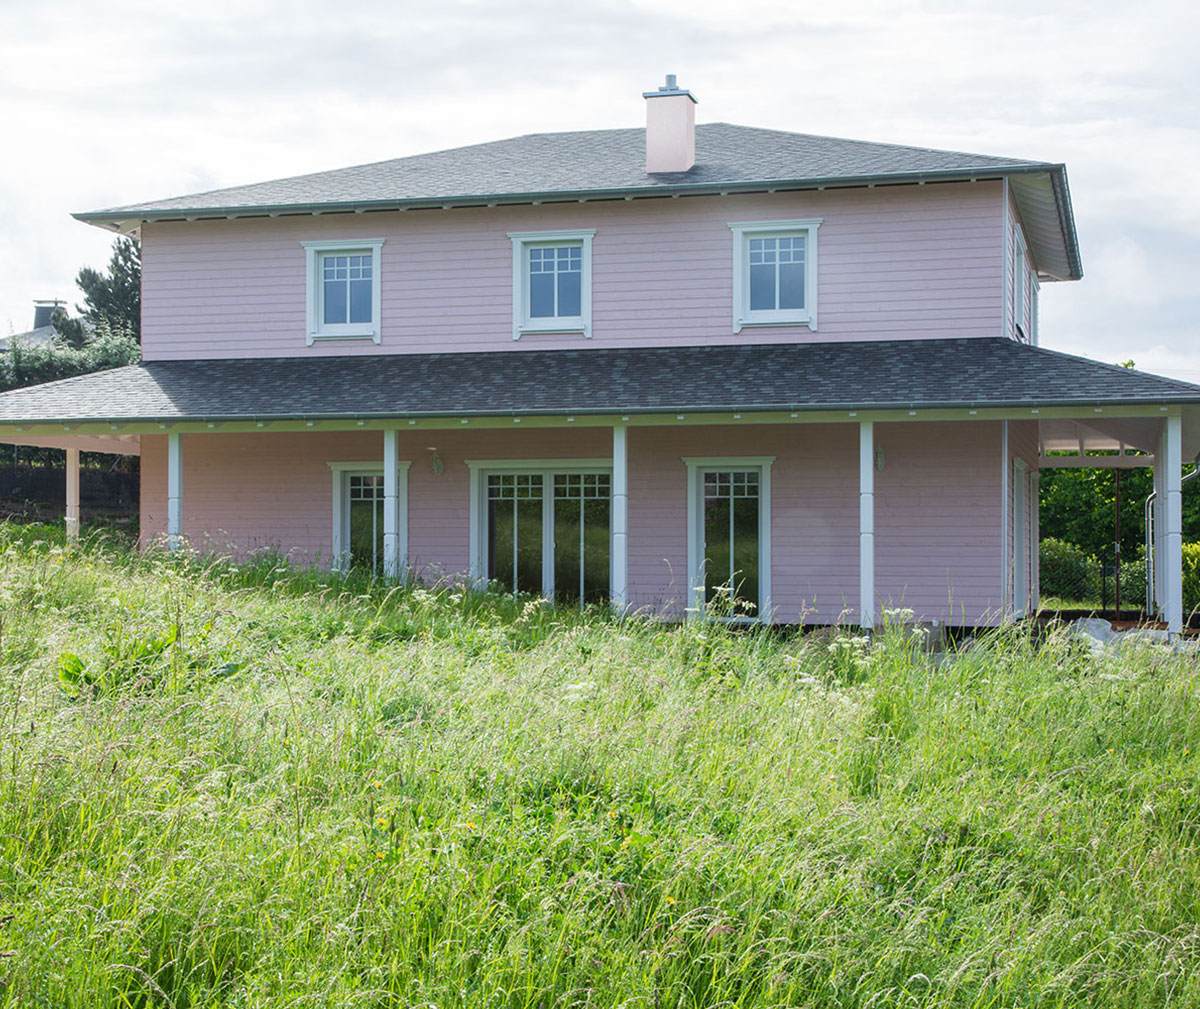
643 74 697 174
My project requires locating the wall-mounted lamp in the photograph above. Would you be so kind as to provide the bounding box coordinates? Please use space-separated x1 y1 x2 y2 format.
429 448 444 476
875 446 886 471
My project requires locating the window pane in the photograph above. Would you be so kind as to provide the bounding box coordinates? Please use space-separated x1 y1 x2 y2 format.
515 499 543 594
703 496 732 608
527 243 582 321
731 495 759 615
553 481 610 606
488 476 543 595
557 270 581 317
749 263 775 311
530 272 555 317
702 470 759 616
323 279 348 324
778 262 805 310
347 475 383 576
348 278 373 324
488 498 515 590
554 497 583 606
581 497 611 603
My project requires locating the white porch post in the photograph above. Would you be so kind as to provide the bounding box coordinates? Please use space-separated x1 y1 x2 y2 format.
382 428 399 579
65 447 80 542
1164 414 1183 636
611 423 628 611
167 433 183 552
1153 452 1166 615
859 420 875 630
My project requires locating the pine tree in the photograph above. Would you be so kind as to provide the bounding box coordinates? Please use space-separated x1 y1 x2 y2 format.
53 236 141 344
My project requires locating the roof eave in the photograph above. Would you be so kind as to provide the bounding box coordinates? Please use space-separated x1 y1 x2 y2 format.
8 395 1199 429
72 163 1060 230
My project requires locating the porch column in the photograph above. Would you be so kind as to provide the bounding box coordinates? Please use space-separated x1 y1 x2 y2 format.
859 420 875 630
1153 450 1166 614
65 447 80 542
382 429 399 579
167 433 183 552
1163 414 1183 635
611 423 628 610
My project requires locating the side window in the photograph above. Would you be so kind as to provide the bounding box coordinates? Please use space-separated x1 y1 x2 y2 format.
302 239 385 344
728 219 821 333
1014 229 1028 341
508 230 595 340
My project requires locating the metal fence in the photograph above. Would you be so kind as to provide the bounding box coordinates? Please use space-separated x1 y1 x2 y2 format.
0 465 139 514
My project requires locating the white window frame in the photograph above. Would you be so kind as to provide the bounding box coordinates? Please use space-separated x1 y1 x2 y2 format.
684 456 774 622
1013 458 1028 615
466 458 612 594
728 219 821 334
302 239 385 345
328 460 409 572
508 230 595 341
1030 273 1040 346
1013 229 1028 341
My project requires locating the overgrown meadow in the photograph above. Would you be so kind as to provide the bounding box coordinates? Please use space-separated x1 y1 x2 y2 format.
1 524 1198 1008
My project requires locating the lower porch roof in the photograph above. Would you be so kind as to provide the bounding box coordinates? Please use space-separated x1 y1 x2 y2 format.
1 338 1198 455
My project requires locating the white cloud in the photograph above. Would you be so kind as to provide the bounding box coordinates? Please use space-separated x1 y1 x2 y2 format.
2 0 1198 382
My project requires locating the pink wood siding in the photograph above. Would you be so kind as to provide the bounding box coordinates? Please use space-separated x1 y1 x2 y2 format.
143 421 1009 626
874 421 1004 624
141 182 1006 361
625 424 862 622
141 428 613 570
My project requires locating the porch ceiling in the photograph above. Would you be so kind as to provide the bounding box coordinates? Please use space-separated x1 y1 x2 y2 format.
1038 417 1164 457
0 433 140 455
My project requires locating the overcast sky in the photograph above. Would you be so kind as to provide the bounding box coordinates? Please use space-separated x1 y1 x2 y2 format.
1 0 1196 377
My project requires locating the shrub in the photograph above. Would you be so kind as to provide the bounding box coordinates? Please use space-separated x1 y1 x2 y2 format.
1184 541 1200 614
0 323 139 393
1119 555 1147 608
1039 536 1097 601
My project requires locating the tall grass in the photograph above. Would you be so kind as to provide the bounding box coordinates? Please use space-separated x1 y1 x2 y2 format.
0 524 1198 1007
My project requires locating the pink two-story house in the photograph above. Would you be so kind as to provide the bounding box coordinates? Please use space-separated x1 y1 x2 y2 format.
2 78 1198 630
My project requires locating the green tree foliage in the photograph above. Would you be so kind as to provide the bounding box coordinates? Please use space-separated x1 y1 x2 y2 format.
0 322 139 393
48 306 87 350
1038 536 1098 600
1040 465 1200 561
53 236 141 343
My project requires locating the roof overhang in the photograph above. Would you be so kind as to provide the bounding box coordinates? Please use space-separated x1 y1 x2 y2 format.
0 337 1193 442
73 165 1081 281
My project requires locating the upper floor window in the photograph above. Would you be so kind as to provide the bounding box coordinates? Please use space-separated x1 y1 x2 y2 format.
728 219 821 333
301 239 385 345
508 229 595 340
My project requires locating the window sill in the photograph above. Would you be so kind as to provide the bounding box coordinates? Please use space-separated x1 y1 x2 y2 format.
514 321 590 341
733 314 815 334
307 329 381 346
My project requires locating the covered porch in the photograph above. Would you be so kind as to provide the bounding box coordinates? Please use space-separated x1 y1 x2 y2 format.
0 339 1198 631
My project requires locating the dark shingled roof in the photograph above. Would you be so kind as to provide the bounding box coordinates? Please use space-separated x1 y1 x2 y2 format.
78 124 1052 218
0 340 1196 425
